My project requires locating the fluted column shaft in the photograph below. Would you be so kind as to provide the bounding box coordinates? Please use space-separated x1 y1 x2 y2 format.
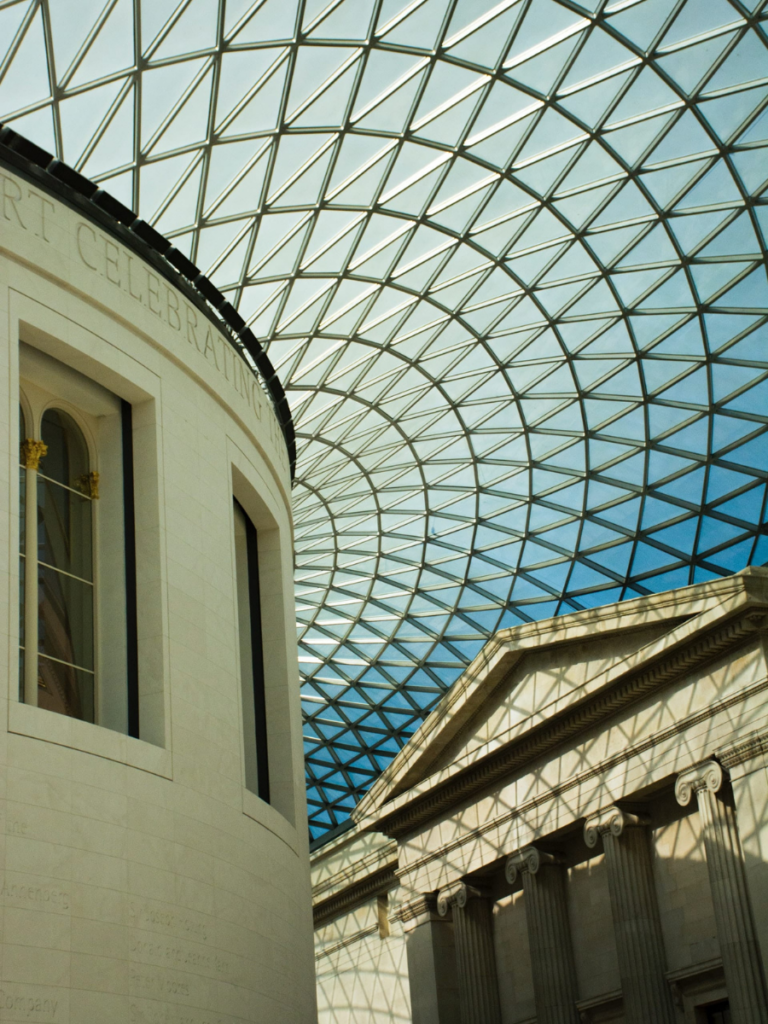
506 847 579 1024
677 761 768 1024
584 808 676 1024
438 883 501 1024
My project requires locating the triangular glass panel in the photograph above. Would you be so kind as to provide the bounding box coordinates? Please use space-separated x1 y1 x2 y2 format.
70 0 135 86
657 32 734 94
233 0 299 42
0 8 50 114
153 0 218 58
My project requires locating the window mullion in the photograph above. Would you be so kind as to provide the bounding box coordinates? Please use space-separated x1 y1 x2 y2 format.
20 438 47 708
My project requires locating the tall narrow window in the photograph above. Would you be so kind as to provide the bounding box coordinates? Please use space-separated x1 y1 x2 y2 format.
20 410 96 719
234 499 270 802
19 342 140 734
19 405 28 702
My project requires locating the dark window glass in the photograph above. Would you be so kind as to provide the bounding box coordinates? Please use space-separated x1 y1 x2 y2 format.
706 1001 731 1024
19 405 26 702
37 476 93 580
35 409 95 722
41 408 88 488
37 564 94 671
234 499 270 803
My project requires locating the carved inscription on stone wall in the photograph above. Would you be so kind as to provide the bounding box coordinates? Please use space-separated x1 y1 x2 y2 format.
130 1001 230 1024
0 877 70 912
74 222 286 462
0 987 60 1021
0 805 29 837
0 169 286 468
130 901 208 943
1 172 55 242
129 969 194 1001
130 936 228 979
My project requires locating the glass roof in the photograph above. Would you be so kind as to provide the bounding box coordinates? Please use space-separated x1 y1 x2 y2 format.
1 0 767 842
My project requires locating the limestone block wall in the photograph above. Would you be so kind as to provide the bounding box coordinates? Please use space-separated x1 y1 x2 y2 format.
312 830 409 1024
315 899 410 1024
0 161 316 1023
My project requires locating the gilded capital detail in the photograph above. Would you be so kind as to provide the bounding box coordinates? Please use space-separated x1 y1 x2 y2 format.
675 760 725 807
20 438 47 470
77 471 100 499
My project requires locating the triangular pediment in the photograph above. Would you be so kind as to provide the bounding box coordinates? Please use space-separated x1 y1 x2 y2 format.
353 569 768 828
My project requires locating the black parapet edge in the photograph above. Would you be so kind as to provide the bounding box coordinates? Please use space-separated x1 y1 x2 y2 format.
0 124 295 481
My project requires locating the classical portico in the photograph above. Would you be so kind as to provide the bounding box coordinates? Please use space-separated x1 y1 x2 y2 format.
312 569 768 1024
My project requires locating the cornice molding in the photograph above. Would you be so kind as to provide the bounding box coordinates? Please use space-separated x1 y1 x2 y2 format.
370 609 767 839
397 893 440 931
312 838 398 903
312 863 399 926
397 681 768 883
718 731 768 771
315 924 380 962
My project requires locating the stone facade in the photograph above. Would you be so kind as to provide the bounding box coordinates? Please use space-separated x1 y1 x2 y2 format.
312 570 768 1023
0 157 316 1022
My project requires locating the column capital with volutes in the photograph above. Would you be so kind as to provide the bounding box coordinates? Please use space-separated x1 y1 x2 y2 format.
675 760 726 807
436 881 488 917
584 806 649 849
505 845 562 885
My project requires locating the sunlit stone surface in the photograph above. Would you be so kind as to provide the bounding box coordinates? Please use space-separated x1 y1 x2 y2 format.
312 569 768 1023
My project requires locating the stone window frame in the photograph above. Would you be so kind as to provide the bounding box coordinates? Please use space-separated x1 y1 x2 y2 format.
7 294 171 781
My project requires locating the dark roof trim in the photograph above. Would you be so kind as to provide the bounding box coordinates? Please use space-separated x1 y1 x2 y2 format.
0 125 296 479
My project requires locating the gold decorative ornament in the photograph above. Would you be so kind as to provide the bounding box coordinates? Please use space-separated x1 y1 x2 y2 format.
20 439 47 470
76 471 100 500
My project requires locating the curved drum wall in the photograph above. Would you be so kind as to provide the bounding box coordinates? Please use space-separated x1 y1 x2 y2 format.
0 163 315 1023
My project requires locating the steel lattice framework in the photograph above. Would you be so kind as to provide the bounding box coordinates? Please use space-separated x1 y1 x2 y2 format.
1 0 767 842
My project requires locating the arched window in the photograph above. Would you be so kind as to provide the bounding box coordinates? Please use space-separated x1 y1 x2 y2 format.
19 408 96 722
18 335 145 737
37 409 96 721
18 341 140 735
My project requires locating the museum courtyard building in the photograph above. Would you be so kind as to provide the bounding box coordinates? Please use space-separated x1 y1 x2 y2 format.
0 1 767 1022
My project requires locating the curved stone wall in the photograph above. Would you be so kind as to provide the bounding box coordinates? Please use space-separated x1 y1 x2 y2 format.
0 147 315 1023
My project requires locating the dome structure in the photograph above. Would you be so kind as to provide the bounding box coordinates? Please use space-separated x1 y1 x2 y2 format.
2 0 767 842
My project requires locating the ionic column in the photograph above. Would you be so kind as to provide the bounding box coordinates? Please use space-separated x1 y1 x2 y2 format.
584 807 676 1024
676 761 768 1023
506 846 579 1024
400 894 460 1024
20 438 47 706
437 882 501 1024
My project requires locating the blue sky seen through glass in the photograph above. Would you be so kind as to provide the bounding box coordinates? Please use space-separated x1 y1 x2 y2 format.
1 0 767 842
